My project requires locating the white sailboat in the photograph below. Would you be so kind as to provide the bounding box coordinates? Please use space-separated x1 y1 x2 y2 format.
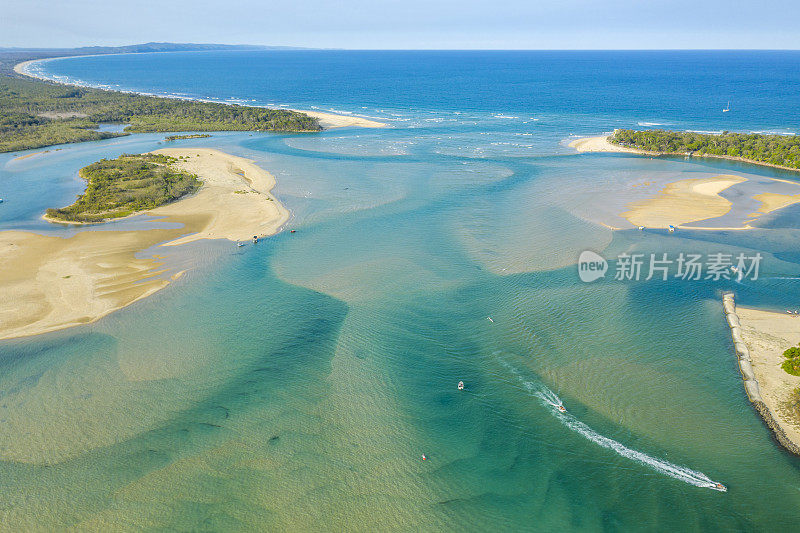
722 101 730 113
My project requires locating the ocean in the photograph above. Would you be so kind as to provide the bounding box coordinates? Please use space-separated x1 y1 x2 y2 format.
2 50 800 530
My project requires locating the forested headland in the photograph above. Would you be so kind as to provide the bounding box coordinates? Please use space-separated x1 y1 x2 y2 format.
610 129 800 170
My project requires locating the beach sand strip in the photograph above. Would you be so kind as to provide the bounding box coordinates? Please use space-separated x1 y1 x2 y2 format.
0 149 288 340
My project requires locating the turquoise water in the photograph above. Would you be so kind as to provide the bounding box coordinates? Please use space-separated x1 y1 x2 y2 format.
2 52 800 530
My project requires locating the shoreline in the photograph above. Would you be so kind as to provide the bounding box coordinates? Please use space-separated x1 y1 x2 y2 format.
0 148 288 341
12 59 43 78
291 109 386 129
568 135 655 155
570 134 800 174
723 293 800 456
13 57 387 130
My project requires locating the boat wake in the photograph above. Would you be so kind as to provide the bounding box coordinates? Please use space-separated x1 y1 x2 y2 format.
537 386 564 411
499 360 726 492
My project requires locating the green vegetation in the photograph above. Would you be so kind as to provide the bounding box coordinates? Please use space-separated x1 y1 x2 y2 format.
610 129 800 170
781 343 800 376
46 153 201 223
165 133 212 141
0 76 320 153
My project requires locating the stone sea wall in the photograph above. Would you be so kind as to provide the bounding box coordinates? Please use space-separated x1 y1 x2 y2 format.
723 292 800 456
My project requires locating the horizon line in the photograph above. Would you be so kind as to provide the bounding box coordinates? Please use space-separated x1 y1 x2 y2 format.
4 43 800 53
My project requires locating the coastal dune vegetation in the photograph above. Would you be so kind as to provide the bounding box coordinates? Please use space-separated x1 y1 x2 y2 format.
46 153 201 223
611 129 800 170
783 344 800 376
165 133 212 141
0 76 321 153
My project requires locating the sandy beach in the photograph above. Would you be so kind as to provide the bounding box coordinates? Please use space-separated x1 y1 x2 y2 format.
151 148 289 245
620 175 747 228
0 149 288 340
292 109 386 129
568 135 649 154
12 59 40 78
737 306 800 449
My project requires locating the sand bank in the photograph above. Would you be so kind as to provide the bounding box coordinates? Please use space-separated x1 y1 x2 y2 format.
620 175 747 228
151 148 289 245
0 149 288 340
568 135 648 154
292 109 386 129
751 191 800 217
12 151 47 161
734 304 800 453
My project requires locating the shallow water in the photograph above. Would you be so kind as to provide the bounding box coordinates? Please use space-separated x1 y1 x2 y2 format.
1 51 800 530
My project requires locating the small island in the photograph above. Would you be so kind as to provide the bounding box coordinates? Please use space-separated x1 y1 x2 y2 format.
46 153 202 223
0 148 289 340
165 133 212 141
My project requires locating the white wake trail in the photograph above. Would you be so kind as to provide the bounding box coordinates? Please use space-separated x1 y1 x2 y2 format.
500 360 726 492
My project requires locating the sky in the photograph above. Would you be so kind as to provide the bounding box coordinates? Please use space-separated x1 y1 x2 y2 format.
4 0 800 50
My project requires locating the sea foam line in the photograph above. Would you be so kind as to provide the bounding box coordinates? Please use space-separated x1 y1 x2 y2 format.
499 360 726 492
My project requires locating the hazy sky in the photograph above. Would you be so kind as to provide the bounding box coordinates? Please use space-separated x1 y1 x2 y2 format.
4 0 800 49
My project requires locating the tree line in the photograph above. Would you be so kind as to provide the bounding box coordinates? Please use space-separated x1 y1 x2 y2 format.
611 129 800 170
0 76 321 153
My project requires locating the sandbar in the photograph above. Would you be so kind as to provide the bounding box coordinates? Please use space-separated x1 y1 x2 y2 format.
750 191 800 217
620 175 747 228
737 306 800 449
0 148 288 340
